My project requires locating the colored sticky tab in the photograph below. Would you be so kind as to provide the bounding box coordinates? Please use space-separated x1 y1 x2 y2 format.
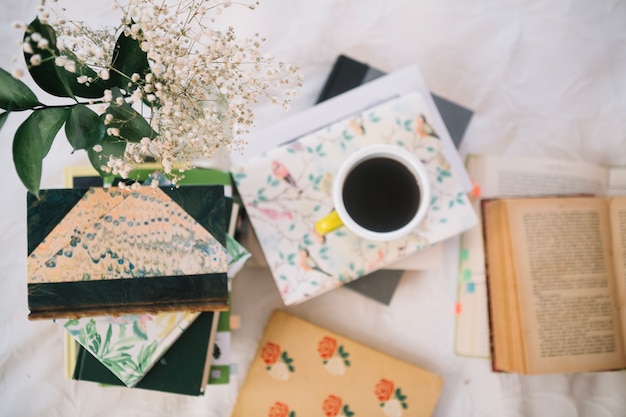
470 180 481 198
230 315 241 330
463 268 472 280
455 303 462 315
230 363 239 375
460 248 469 261
466 282 475 293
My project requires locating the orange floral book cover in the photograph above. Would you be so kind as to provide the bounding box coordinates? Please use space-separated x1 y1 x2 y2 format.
230 310 443 417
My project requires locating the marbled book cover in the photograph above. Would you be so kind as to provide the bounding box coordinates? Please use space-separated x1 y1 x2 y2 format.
26 186 229 319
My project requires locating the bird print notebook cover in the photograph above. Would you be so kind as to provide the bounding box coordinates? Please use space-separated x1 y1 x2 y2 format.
230 310 443 417
231 92 478 305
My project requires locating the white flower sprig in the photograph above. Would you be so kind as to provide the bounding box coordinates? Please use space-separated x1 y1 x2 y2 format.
6 0 302 191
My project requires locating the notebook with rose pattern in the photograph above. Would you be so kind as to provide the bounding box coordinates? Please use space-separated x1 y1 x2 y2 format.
230 310 443 417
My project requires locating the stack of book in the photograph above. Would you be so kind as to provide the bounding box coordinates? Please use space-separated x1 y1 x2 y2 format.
27 165 250 396
230 59 478 307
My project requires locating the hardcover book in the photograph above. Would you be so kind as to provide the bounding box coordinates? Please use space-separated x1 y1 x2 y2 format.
231 92 478 305
72 311 218 395
230 310 443 417
27 185 229 319
315 55 473 149
483 195 626 374
455 154 626 358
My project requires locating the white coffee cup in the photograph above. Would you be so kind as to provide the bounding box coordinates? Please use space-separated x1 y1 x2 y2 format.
314 144 431 241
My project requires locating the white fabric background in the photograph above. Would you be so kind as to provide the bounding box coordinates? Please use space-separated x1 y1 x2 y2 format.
1 1 626 416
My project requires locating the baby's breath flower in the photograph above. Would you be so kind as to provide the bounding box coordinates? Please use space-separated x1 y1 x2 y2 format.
54 56 67 67
92 144 103 152
22 42 34 54
36 38 49 49
11 68 24 79
29 54 42 66
37 0 301 181
63 60 76 72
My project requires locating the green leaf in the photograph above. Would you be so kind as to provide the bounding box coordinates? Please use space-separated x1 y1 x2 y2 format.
0 112 8 130
65 104 105 150
85 319 97 337
24 18 73 98
116 345 134 351
90 333 102 355
102 324 113 356
105 87 156 141
61 49 109 99
87 134 126 176
30 107 71 157
13 112 44 197
24 18 107 99
0 68 40 110
137 341 158 372
109 29 150 92
64 319 80 328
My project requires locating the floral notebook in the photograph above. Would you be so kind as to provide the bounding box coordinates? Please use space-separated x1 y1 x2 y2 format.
231 92 478 305
230 310 443 417
59 311 202 387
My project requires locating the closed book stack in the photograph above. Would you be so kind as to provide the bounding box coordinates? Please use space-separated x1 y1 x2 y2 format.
52 166 250 395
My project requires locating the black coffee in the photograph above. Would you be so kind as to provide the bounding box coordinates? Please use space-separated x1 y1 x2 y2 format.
342 157 421 233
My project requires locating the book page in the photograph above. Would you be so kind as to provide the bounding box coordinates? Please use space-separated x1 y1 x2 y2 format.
483 200 527 372
507 197 625 374
471 155 609 199
456 154 610 358
607 168 626 196
609 196 626 353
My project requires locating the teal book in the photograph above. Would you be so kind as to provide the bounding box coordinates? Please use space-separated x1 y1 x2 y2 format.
72 311 219 396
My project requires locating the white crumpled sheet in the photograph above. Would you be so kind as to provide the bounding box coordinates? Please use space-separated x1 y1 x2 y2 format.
1 1 625 416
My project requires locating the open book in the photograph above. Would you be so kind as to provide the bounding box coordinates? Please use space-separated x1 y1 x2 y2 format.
455 154 626 358
483 195 626 374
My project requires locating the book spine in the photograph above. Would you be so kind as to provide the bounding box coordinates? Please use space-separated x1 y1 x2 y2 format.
28 273 228 319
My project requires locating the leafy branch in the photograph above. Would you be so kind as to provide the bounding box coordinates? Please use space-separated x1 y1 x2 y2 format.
1 17 154 197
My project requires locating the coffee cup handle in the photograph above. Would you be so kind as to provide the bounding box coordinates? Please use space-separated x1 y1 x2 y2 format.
314 210 343 236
